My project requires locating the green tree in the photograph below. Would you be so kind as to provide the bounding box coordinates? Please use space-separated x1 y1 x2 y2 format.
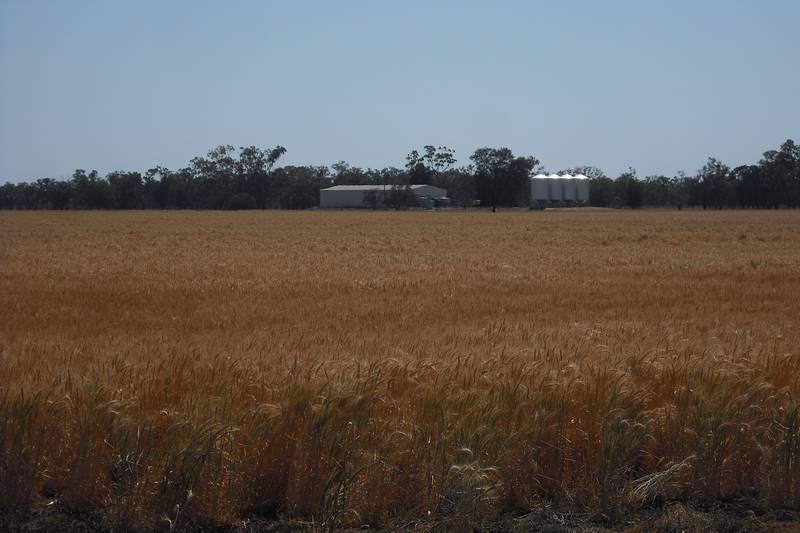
191 145 238 209
107 171 144 209
0 183 15 209
698 158 732 209
670 172 694 209
226 192 258 210
731 165 765 208
589 177 614 207
406 146 456 184
759 139 799 208
70 169 112 209
430 167 475 207
470 148 539 211
273 165 330 209
237 145 286 208
332 161 373 185
641 175 672 206
613 168 642 208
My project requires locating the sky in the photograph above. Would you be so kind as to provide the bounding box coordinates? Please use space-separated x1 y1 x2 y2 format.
1 0 798 182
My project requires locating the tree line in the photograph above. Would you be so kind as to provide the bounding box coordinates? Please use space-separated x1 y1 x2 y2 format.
1 139 798 210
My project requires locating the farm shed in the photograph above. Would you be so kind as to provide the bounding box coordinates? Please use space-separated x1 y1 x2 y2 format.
530 174 590 205
319 184 447 208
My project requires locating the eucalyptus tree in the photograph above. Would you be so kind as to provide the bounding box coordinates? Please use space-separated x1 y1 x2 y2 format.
405 145 457 184
470 147 539 211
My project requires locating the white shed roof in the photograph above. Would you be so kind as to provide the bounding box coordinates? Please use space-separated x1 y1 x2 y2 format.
322 184 439 191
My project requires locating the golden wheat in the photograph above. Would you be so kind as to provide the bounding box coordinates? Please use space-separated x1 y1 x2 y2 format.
1 210 799 529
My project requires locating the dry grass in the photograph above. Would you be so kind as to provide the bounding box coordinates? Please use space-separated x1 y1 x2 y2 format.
1 210 799 530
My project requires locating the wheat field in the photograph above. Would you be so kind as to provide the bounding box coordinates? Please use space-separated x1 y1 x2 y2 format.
1 210 799 530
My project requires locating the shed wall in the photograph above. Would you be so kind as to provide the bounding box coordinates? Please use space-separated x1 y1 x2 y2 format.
319 189 366 208
413 185 447 198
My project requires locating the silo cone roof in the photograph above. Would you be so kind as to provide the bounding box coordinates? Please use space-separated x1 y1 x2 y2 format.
531 173 590 179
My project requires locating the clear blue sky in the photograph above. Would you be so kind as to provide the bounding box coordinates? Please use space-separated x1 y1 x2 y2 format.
1 0 798 182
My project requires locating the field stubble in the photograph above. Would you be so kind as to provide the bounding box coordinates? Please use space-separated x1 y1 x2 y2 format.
1 210 799 530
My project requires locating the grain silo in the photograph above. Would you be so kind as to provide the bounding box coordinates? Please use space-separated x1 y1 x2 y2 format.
530 174 551 201
561 174 577 201
550 176 565 202
529 173 590 206
574 174 590 202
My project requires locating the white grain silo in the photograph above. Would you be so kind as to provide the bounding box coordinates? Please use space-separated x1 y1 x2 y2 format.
549 174 565 201
562 173 577 201
531 173 551 202
529 173 591 206
574 174 590 202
